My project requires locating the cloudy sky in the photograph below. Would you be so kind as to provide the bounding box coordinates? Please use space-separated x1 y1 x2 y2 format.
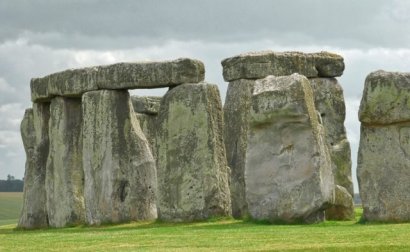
1 0 410 192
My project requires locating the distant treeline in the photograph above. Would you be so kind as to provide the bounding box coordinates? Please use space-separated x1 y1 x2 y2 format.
0 175 24 192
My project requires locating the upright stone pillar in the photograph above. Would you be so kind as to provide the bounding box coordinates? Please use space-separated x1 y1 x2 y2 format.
18 103 50 229
245 74 334 223
46 97 85 227
156 83 231 221
222 51 352 219
358 70 410 222
82 90 157 225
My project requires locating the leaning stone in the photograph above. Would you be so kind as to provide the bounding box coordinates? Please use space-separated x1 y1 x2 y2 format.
31 58 205 102
359 70 410 125
46 97 85 227
82 90 157 225
136 113 158 160
309 78 354 220
245 74 334 223
221 51 344 82
156 83 231 221
18 104 50 229
223 79 255 218
131 96 161 115
325 185 354 220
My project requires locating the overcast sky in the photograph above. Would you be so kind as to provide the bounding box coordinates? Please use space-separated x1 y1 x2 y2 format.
1 0 410 192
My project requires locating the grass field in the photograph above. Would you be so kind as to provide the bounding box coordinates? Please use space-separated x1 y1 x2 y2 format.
1 193 410 251
0 192 23 226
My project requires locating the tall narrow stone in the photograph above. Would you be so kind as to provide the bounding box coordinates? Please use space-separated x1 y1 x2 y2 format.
156 83 231 221
358 70 410 222
245 74 334 223
223 79 254 218
46 97 85 227
18 103 50 229
82 90 157 225
310 78 354 220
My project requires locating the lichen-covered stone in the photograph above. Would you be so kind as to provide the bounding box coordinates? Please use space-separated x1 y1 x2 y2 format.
46 97 85 227
18 104 50 229
358 124 410 222
31 58 205 102
223 79 255 218
136 113 157 160
82 90 157 225
325 185 354 220
309 78 354 220
156 83 231 221
359 70 410 125
245 74 334 223
358 71 410 222
131 96 161 115
222 51 344 82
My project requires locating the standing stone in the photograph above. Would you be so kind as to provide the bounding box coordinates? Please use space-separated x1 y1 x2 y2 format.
46 97 85 227
358 70 410 222
223 79 255 218
156 83 231 221
310 78 354 220
245 74 334 223
82 90 157 225
18 104 50 229
132 96 161 160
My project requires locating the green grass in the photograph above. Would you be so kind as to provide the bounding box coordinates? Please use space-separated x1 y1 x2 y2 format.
0 192 23 226
1 206 410 251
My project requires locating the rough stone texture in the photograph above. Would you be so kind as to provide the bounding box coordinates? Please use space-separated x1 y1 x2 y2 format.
245 74 334 223
82 90 157 225
359 70 410 125
156 83 231 221
46 97 85 227
132 96 161 160
31 58 205 102
131 96 161 115
222 51 344 82
18 104 50 229
358 71 410 222
325 185 354 220
309 78 354 220
223 79 255 218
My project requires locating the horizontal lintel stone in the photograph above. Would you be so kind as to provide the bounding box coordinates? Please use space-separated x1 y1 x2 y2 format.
221 51 344 82
31 58 205 102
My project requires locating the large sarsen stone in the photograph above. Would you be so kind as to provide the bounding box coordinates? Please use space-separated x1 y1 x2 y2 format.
46 97 85 227
222 51 344 82
82 90 157 225
245 74 334 223
156 83 231 221
18 104 50 229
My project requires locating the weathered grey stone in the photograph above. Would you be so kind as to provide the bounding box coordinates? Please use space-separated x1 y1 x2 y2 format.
156 83 231 221
131 96 161 115
18 104 50 229
359 70 410 125
223 79 255 218
358 71 410 222
136 113 157 160
309 78 354 220
31 58 205 102
325 185 354 220
46 97 85 227
245 74 334 223
82 90 157 225
358 124 410 222
222 51 344 82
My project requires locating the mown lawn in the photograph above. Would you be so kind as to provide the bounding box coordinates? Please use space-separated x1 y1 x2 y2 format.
1 206 410 251
0 192 23 226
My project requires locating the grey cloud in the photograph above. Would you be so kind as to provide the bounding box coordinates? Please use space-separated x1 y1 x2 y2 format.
1 0 408 49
